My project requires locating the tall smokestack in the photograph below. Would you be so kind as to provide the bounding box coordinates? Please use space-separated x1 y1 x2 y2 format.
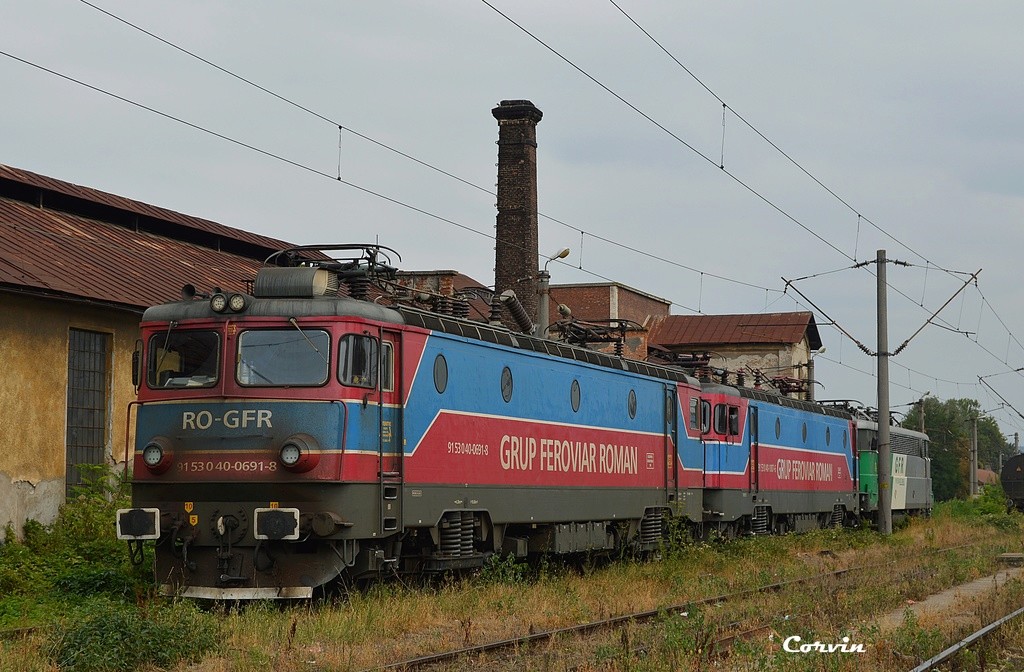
492 99 542 328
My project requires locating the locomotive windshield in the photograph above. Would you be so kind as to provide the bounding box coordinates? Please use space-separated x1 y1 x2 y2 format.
237 329 330 386
147 330 220 388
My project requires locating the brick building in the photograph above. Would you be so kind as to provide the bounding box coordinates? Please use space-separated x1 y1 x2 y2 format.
544 282 670 360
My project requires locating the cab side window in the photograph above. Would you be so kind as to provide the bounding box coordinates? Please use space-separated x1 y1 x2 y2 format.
714 404 727 434
700 400 712 434
380 341 394 392
713 403 741 436
339 334 378 388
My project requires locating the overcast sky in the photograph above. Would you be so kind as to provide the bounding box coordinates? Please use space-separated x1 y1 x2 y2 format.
4 2 1024 443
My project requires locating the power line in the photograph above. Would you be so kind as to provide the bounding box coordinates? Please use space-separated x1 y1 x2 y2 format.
606 0 966 275
603 0 1024 388
76 0 779 300
77 0 495 199
478 0 1022 366
479 0 851 262
0 48 708 316
15 6 1024 422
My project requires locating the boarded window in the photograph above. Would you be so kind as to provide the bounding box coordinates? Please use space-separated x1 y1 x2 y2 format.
66 329 112 496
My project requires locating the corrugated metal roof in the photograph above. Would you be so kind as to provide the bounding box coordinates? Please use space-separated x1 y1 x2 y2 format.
0 164 288 251
0 166 293 310
648 312 821 350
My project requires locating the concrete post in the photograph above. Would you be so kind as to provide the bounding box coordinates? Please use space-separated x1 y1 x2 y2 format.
877 249 892 535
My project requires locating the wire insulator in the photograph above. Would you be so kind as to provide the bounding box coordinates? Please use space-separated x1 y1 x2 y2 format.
489 295 504 325
500 290 534 333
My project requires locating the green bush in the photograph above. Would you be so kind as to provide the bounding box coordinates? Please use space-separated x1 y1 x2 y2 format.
0 541 48 597
20 519 51 554
54 566 137 598
0 464 150 629
933 484 1022 531
51 465 130 549
479 552 530 584
46 598 220 672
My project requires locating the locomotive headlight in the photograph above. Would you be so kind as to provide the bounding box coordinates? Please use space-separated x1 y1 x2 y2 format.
228 293 247 312
210 293 228 313
278 434 321 472
143 443 164 467
280 442 302 466
140 437 173 474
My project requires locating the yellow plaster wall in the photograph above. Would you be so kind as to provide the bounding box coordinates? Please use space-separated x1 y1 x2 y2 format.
0 291 140 535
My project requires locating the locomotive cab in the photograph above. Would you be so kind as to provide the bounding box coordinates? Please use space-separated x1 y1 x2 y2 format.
118 257 407 599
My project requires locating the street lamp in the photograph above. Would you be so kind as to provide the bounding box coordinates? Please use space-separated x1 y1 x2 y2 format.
537 247 570 337
804 346 825 401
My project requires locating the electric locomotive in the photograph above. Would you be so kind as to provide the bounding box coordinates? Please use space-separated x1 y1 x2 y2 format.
855 419 932 521
115 245 888 599
1001 453 1024 511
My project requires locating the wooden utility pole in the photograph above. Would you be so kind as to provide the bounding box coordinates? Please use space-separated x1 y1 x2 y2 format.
877 249 892 535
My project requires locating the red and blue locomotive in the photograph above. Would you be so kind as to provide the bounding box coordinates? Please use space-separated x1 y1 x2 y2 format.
116 245 911 599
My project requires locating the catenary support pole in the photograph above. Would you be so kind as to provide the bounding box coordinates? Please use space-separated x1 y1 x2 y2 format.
877 249 892 535
971 417 978 497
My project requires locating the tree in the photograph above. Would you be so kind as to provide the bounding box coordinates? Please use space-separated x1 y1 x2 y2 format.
901 397 1013 501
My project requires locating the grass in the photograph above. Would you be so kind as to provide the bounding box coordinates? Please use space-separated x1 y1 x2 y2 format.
0 467 218 672
2 478 1022 671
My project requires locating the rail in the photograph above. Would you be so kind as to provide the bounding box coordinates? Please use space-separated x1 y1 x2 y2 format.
367 541 985 671
908 604 1024 672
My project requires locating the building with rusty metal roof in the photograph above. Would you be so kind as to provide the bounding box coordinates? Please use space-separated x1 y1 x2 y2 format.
646 312 824 397
0 164 293 539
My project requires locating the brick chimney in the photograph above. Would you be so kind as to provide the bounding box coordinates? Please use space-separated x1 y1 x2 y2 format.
492 99 542 327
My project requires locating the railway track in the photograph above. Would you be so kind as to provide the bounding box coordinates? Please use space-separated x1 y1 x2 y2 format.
908 605 1024 672
367 541 986 671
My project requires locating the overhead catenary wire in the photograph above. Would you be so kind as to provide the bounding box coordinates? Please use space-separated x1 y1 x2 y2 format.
77 0 1020 374
75 0 777 299
604 0 1024 391
607 0 968 277
480 0 1022 378
13 7 1024 427
479 0 851 262
0 48 711 315
979 377 1024 424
